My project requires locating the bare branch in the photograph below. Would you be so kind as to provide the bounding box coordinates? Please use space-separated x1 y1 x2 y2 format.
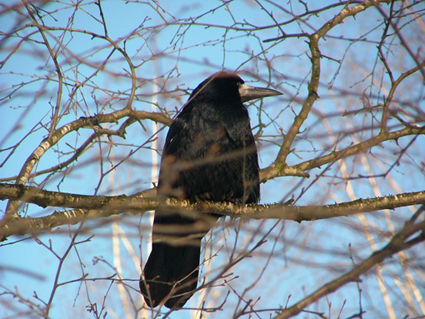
275 206 425 319
1 183 424 239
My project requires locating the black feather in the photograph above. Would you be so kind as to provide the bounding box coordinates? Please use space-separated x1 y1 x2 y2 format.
140 72 280 309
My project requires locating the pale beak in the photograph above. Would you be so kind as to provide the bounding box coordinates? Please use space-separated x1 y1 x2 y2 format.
238 84 282 102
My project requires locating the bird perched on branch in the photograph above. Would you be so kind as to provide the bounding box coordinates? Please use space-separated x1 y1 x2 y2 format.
140 72 281 309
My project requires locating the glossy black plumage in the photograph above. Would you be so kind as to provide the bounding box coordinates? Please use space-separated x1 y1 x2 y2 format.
140 72 281 309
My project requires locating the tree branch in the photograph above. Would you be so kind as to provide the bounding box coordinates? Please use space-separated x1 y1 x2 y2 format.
3 109 171 218
275 205 425 319
261 126 425 182
262 0 396 182
1 183 424 240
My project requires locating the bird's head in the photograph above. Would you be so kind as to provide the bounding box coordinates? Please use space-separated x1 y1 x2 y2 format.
189 72 282 104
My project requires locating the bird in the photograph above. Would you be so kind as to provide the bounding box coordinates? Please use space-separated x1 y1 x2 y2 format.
140 72 281 309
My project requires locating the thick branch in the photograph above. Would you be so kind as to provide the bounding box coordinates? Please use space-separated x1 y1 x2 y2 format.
261 126 425 182
264 0 393 181
275 206 425 319
3 109 171 218
1 183 424 239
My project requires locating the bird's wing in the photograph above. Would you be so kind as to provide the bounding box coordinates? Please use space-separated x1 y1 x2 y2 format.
163 112 234 158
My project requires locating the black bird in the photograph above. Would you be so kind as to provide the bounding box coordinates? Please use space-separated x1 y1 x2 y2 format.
140 72 281 309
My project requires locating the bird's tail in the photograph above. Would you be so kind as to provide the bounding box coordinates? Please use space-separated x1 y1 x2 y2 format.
140 240 202 309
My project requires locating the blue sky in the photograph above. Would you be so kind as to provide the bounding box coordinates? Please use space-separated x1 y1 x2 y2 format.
1 1 424 318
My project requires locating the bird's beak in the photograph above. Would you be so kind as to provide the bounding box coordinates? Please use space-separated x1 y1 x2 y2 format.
238 84 282 103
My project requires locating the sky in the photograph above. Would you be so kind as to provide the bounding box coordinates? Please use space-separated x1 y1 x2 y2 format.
1 1 425 318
